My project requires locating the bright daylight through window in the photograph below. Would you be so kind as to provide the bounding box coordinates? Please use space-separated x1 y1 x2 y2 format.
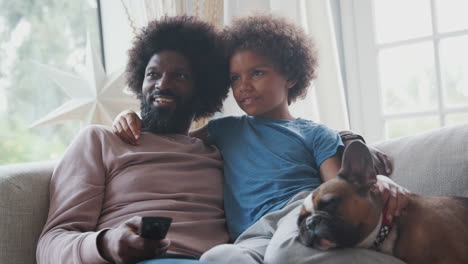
0 0 101 164
374 0 468 139
343 0 468 142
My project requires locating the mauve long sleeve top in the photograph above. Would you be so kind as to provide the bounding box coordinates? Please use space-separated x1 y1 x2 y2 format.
36 125 228 263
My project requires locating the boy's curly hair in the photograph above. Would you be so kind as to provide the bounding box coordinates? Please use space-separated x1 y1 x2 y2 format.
126 16 229 120
223 14 318 104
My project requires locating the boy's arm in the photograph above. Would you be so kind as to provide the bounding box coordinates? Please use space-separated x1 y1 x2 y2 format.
338 130 392 175
188 124 209 144
112 110 210 144
319 154 341 182
337 131 409 221
113 110 142 145
319 150 409 223
375 175 410 223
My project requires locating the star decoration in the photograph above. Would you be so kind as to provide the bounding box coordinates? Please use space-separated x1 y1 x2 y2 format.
30 37 140 128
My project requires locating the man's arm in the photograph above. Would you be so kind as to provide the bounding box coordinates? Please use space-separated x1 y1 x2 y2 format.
37 126 171 264
36 126 109 264
338 130 409 222
338 130 392 175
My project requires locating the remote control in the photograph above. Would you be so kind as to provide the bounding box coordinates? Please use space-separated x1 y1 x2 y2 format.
138 216 172 240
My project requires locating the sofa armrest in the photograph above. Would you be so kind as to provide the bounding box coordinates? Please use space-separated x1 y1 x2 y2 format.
0 161 55 264
373 124 468 197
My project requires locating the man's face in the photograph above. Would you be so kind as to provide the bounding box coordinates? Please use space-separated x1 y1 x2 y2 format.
140 50 195 134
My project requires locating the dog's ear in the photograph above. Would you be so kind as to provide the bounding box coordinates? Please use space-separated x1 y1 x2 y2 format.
338 141 376 190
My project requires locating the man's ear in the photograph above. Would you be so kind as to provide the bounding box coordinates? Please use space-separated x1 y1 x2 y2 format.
286 79 297 89
338 141 377 189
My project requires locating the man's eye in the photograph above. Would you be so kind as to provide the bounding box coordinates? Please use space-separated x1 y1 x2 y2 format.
176 73 189 80
146 72 157 78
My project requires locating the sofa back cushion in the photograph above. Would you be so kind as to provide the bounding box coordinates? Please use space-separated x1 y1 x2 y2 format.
0 161 55 264
374 124 468 197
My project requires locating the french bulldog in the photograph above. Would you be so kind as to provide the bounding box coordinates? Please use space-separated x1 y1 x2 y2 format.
297 141 468 264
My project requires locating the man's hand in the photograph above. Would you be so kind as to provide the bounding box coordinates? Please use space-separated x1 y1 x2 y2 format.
368 146 392 176
97 216 170 264
339 131 393 176
376 175 411 223
112 110 142 145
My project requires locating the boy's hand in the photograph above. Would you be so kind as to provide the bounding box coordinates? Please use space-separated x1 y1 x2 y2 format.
368 146 392 175
376 175 410 223
113 110 142 145
97 216 170 264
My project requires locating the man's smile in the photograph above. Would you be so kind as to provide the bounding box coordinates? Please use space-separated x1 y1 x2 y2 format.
152 95 177 108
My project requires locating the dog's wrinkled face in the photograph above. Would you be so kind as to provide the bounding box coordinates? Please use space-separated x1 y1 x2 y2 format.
297 141 382 250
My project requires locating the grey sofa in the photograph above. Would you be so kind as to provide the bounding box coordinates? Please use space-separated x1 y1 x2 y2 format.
1 124 468 264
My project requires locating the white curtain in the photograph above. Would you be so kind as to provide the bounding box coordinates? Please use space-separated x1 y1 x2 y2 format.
121 0 224 31
221 0 349 130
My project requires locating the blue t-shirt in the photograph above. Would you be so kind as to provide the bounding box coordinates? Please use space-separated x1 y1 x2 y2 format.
207 115 343 239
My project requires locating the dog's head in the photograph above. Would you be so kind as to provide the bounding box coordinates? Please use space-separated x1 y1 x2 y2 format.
297 141 382 250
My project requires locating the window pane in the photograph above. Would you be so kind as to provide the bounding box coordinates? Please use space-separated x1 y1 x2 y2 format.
0 1 100 164
379 42 437 115
385 116 439 139
439 35 468 106
435 0 468 33
446 113 468 126
373 0 432 44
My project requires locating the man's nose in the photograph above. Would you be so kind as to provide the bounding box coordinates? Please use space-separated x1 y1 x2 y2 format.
155 74 170 90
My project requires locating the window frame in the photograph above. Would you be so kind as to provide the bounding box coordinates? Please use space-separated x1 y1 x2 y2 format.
340 0 468 143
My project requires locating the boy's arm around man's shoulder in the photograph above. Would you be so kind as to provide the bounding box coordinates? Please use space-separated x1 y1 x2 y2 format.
37 125 110 264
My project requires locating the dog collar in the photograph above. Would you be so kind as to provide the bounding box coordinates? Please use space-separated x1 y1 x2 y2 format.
371 207 394 250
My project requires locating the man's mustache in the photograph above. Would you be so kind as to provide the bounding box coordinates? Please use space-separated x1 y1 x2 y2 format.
148 89 180 101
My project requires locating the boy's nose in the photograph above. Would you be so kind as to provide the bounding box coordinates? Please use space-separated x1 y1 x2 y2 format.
238 79 253 92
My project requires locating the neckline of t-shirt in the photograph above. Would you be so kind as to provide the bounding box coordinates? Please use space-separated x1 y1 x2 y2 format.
247 115 303 123
143 131 198 144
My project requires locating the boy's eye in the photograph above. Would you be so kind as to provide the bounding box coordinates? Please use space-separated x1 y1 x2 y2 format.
230 75 240 83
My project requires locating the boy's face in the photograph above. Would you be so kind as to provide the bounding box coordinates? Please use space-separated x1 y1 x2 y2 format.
229 49 296 120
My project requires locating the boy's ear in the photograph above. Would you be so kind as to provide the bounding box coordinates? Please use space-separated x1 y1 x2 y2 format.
286 79 297 89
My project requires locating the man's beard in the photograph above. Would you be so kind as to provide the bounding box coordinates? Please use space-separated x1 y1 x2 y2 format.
140 92 194 134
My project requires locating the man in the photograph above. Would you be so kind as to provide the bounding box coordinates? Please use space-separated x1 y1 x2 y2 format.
36 16 230 264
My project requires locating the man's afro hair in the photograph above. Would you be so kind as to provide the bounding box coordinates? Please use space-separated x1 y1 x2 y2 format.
126 16 230 120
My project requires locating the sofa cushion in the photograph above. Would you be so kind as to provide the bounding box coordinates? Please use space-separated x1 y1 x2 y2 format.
374 124 468 197
0 161 55 264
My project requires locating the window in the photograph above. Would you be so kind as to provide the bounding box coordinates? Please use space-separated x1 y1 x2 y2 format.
0 0 101 164
341 0 468 142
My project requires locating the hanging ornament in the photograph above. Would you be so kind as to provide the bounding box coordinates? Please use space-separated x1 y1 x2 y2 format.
30 36 139 128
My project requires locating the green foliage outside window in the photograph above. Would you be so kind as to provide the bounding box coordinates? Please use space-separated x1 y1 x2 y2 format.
0 0 100 164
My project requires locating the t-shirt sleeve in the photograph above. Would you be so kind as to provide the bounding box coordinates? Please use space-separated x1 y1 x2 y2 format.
309 124 344 167
207 116 234 146
36 125 110 264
